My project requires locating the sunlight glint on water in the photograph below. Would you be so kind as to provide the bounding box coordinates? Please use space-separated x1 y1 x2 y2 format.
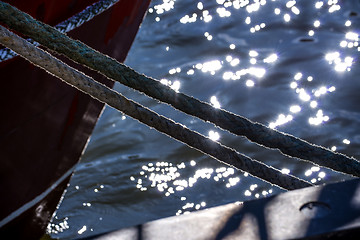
50 0 360 238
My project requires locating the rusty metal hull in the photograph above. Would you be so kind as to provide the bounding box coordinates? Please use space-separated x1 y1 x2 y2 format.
0 0 150 238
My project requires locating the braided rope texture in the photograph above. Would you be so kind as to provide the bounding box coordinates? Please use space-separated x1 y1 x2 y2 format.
0 25 312 190
0 0 119 62
1 1 359 177
1 2 358 177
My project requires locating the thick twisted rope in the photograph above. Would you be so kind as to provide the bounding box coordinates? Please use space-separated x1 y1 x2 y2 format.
0 0 119 62
0 25 311 190
1 2 359 177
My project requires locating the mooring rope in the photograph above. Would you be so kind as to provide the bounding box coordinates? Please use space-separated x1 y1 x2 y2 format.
0 25 311 190
0 0 119 62
1 2 359 177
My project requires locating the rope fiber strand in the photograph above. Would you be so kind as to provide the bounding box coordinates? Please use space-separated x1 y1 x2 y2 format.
0 0 120 62
0 25 311 190
1 2 359 177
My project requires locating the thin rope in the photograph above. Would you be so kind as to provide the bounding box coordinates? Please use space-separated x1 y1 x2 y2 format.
0 25 312 190
0 0 119 62
1 2 358 178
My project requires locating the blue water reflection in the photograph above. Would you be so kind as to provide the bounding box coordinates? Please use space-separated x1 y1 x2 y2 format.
51 0 360 238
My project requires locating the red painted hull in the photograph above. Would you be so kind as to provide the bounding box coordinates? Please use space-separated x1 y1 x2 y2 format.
0 0 150 238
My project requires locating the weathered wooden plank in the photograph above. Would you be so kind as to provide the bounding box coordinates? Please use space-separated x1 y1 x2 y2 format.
86 178 360 240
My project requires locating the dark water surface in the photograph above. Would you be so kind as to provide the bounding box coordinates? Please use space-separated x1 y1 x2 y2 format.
50 0 360 238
